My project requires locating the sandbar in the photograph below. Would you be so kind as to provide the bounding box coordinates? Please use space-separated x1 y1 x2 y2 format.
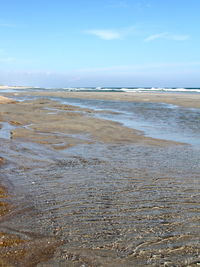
5 90 200 109
0 97 181 147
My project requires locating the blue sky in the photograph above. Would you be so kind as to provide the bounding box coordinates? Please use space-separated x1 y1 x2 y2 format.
0 0 200 87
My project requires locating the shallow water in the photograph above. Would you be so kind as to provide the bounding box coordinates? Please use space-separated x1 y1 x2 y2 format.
9 94 200 146
0 122 16 139
1 138 200 266
57 97 200 146
0 94 200 266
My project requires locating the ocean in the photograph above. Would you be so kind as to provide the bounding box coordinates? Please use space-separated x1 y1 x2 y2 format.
1 86 200 93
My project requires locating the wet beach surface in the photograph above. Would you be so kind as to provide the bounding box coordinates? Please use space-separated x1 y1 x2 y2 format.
0 92 200 266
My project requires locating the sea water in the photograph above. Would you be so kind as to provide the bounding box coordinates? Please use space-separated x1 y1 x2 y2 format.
8 90 200 146
1 86 200 93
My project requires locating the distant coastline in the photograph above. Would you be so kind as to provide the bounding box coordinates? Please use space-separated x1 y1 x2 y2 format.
0 85 33 89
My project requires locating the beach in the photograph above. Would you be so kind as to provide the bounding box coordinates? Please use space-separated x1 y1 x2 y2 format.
0 96 16 104
5 90 200 108
0 90 200 266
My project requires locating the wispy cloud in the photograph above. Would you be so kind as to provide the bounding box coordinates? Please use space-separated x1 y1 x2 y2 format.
85 29 121 40
145 32 189 42
85 26 137 40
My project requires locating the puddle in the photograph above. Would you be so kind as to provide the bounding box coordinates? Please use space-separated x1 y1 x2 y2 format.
0 122 16 139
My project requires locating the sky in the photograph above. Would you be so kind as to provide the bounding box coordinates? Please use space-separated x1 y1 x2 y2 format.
0 0 200 87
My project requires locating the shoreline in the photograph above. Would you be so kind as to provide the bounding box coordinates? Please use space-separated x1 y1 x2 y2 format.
0 97 181 147
3 90 200 109
0 96 16 104
0 85 33 90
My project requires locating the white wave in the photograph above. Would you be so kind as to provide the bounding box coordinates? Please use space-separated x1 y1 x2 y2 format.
120 87 200 93
120 87 164 92
24 87 200 93
164 88 200 92
120 88 149 92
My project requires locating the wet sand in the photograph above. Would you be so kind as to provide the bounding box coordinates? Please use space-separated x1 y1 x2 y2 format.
0 97 180 146
5 90 200 109
0 94 200 266
0 96 16 104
